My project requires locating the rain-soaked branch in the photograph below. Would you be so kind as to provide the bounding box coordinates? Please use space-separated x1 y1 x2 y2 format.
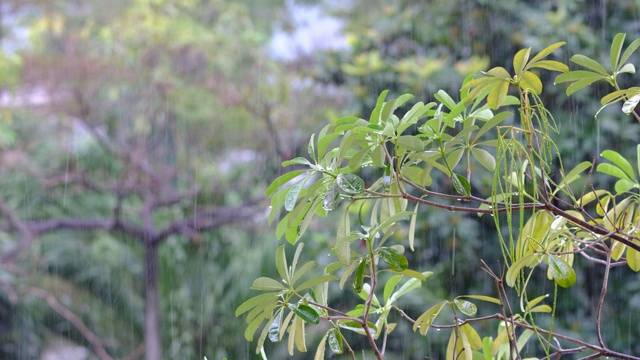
25 286 116 360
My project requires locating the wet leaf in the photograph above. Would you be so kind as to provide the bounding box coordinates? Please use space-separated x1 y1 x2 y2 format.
547 254 576 288
328 329 344 354
452 173 471 197
289 304 320 324
454 298 478 317
353 258 366 293
413 300 447 336
336 173 365 194
323 182 340 211
378 247 409 271
268 310 283 342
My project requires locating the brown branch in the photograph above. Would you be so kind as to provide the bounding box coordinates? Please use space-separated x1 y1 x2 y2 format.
25 287 115 360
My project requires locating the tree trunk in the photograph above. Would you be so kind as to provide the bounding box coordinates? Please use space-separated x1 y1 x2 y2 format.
145 242 162 360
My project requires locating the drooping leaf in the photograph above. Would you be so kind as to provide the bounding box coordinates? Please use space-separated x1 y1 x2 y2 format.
314 332 327 360
452 173 471 197
268 310 284 342
323 182 340 211
285 174 312 211
327 329 344 354
413 300 447 336
547 254 577 288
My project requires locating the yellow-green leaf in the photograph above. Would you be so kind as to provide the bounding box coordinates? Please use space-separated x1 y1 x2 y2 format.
519 71 543 94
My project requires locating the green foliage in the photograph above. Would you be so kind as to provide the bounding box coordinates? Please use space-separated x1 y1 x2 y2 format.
242 33 640 359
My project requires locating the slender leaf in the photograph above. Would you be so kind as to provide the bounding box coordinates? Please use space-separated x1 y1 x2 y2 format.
611 33 626 72
252 277 285 291
571 54 609 75
620 38 640 66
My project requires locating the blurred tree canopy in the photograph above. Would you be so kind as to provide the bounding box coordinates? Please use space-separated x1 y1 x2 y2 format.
0 0 639 359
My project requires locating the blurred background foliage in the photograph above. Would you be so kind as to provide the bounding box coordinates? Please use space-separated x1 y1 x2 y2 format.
0 0 638 359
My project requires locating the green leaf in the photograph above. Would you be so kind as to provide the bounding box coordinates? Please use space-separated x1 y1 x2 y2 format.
266 170 307 197
383 275 403 303
353 258 366 293
530 60 569 72
290 260 316 286
513 47 530 77
452 173 471 197
565 75 603 96
413 300 447 336
506 254 538 287
323 182 340 211
627 244 640 272
328 329 344 354
289 304 320 324
487 79 509 109
471 147 496 171
252 277 285 291
397 135 425 152
378 247 409 271
474 111 511 140
611 33 626 72
282 157 313 167
454 299 478 317
336 173 365 194
275 245 289 284
460 323 483 350
570 54 609 75
371 211 414 235
615 179 637 193
597 163 633 182
308 134 316 162
338 320 377 336
620 38 640 66
295 274 338 292
236 293 279 317
244 314 266 342
370 90 390 125
408 202 419 251
457 294 501 305
285 174 312 211
314 332 327 360
519 71 543 94
388 272 432 304
547 254 576 288
529 41 566 64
